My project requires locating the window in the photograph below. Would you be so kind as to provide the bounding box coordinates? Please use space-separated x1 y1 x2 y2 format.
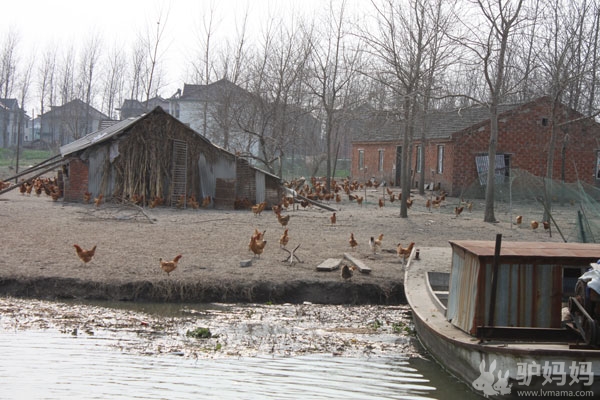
358 150 364 170
416 145 422 173
437 145 444 173
378 150 384 171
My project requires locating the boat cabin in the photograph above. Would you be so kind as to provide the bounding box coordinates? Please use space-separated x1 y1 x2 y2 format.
445 240 600 337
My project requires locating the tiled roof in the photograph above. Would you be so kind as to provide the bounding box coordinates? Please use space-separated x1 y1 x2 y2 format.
351 102 523 143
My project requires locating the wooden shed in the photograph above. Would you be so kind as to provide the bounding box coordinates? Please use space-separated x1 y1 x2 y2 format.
446 240 600 335
59 107 281 208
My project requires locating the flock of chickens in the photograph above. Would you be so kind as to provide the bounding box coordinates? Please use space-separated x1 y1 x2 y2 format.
240 177 429 280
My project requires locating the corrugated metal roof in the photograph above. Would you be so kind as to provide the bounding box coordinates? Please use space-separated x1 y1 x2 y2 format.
449 240 600 259
60 114 143 157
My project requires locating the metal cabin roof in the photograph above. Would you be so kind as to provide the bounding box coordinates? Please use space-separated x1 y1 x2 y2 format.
60 114 143 157
449 240 600 260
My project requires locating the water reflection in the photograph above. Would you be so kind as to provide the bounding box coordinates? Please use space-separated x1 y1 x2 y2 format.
0 330 479 399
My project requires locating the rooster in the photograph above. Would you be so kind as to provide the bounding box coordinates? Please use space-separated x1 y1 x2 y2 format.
369 234 384 254
349 232 358 250
279 229 289 248
159 255 182 276
397 242 415 264
74 244 97 265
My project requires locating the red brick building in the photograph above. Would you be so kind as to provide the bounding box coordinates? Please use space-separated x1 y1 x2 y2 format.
351 97 600 196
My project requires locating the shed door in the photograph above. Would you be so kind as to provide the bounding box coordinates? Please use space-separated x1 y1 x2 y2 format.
170 139 188 207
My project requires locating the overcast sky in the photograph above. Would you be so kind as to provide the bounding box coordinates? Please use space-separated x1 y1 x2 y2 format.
5 0 358 108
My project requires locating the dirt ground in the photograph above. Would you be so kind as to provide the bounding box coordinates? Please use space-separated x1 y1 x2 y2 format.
0 179 568 305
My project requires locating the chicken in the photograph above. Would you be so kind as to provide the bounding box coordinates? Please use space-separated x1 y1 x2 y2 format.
201 195 212 208
159 254 182 276
276 211 290 227
94 193 104 207
454 206 464 217
386 187 393 197
369 234 384 254
531 220 539 230
349 232 358 250
176 194 186 209
466 201 473 212
188 195 200 209
516 215 523 227
543 221 550 231
389 193 396 203
378 198 384 208
300 199 310 209
74 244 97 265
252 201 267 216
19 182 27 195
341 264 357 281
150 196 164 208
279 229 289 248
249 234 267 258
397 242 416 264
83 191 92 204
330 212 336 226
356 196 364 207
406 198 413 208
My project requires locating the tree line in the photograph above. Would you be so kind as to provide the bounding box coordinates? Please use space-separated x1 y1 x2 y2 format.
2 0 599 221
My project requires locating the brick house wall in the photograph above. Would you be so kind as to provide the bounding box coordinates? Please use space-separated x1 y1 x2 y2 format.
63 157 89 203
352 98 600 197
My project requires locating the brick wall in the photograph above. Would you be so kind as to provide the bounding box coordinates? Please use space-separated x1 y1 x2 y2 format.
63 157 89 203
352 98 600 196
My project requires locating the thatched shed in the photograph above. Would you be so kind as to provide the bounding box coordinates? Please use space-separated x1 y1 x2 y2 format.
60 107 281 208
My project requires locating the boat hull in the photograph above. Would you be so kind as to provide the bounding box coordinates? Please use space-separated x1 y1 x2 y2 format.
405 247 600 398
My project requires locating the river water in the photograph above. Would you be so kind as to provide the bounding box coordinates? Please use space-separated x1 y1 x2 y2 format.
0 300 481 399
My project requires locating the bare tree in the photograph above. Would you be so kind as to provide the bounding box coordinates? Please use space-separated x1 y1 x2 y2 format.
37 45 57 141
0 28 19 147
15 54 34 173
461 0 526 223
78 33 102 136
306 0 360 192
129 38 146 101
139 3 170 106
241 15 315 175
102 44 127 119
362 0 455 216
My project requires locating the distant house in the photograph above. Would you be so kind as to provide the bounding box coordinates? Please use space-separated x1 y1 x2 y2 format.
0 98 28 148
59 106 282 208
351 97 600 196
169 78 256 152
38 99 109 146
117 97 171 120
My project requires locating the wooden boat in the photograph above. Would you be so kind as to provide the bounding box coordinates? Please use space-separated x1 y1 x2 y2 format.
404 237 600 398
